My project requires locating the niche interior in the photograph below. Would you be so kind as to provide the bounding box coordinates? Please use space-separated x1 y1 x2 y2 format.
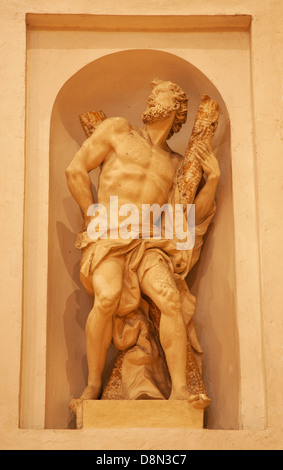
45 49 239 430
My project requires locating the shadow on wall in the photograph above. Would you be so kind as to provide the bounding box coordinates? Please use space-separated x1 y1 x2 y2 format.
46 49 240 430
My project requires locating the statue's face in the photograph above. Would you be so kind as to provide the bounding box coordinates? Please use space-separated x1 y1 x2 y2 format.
142 83 177 125
148 83 176 109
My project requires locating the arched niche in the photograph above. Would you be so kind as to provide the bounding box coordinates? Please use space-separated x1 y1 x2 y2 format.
46 49 240 430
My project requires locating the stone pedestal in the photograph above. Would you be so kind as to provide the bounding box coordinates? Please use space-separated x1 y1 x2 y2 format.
76 400 203 429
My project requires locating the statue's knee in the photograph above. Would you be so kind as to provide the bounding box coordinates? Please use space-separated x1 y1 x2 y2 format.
165 292 182 313
97 289 121 314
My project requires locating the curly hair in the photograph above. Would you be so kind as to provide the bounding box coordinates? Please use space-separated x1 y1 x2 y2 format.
151 78 188 139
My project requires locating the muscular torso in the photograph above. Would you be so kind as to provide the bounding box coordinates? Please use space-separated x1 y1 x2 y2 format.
97 121 181 224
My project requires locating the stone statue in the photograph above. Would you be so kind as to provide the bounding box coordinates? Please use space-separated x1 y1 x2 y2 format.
66 78 220 417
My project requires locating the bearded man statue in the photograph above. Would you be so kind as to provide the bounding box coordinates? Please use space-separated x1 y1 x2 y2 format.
66 79 220 415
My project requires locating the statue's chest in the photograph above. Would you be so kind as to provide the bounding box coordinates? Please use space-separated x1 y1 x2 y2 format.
115 130 172 174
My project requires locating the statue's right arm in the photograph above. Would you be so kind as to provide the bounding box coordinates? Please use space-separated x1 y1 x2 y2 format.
65 117 129 227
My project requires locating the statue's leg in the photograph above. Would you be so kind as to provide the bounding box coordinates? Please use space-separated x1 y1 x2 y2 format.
70 255 124 413
139 254 191 400
86 255 125 395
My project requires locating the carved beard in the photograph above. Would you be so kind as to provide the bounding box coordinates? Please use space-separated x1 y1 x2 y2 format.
142 102 176 125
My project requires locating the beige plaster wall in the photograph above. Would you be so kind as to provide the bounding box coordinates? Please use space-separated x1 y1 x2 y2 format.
22 18 265 433
0 0 282 450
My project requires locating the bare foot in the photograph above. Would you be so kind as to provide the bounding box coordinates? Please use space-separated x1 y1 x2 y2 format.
69 384 101 415
80 384 101 400
189 393 211 410
169 386 194 400
169 387 211 410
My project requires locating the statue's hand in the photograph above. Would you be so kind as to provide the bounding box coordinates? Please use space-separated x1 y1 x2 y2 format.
195 142 220 181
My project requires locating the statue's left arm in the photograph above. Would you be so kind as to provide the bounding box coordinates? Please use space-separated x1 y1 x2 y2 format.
193 142 220 224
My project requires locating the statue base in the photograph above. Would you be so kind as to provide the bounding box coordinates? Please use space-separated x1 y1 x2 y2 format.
75 400 204 429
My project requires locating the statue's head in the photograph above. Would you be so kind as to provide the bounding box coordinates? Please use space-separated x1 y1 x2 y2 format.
142 78 188 139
